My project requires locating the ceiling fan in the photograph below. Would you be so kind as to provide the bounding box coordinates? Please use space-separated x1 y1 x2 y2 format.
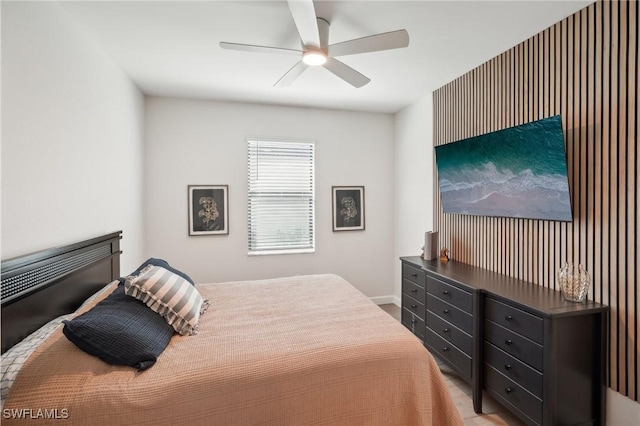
219 0 410 88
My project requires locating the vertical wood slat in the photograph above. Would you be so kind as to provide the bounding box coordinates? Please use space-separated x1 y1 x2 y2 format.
610 0 621 393
432 0 638 402
628 0 639 401
617 0 629 397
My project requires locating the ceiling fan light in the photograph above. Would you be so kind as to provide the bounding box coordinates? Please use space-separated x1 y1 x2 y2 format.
302 50 327 66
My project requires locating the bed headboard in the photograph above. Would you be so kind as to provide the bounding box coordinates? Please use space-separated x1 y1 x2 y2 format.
1 231 122 353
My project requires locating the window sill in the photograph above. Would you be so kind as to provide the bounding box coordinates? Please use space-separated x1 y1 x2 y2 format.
248 248 315 256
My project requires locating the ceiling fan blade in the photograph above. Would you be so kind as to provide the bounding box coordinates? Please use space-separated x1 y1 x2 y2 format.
287 0 320 47
274 61 308 87
322 57 370 88
317 18 329 48
220 42 301 56
328 29 410 57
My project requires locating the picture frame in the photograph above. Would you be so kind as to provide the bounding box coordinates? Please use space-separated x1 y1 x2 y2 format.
332 186 365 231
188 185 228 235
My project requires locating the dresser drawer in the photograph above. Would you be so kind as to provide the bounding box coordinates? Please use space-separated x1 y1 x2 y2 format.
401 308 425 339
402 279 425 303
425 328 471 380
402 293 424 320
485 298 543 344
427 295 472 334
484 341 542 398
427 311 472 355
484 319 543 372
402 263 425 287
485 365 542 425
426 276 472 313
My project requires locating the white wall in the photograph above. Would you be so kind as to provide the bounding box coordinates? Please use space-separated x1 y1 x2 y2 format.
608 389 640 425
144 97 395 299
1 1 145 273
393 92 434 303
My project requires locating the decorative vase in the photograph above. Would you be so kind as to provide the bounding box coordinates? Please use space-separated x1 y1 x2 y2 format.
557 262 591 302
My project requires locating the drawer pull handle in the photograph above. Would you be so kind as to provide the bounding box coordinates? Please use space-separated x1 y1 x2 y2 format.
411 304 417 309
505 339 513 345
504 364 512 370
443 290 449 295
505 315 513 321
442 347 449 352
411 288 418 293
443 328 449 333
504 387 513 394
443 309 449 314
411 273 418 277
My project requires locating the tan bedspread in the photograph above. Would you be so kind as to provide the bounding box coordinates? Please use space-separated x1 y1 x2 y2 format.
4 274 463 425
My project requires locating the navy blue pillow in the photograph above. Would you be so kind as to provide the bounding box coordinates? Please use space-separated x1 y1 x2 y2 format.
63 286 174 370
118 258 194 286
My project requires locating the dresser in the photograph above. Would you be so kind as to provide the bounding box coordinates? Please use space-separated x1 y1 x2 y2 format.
400 256 609 426
400 261 426 341
423 265 482 412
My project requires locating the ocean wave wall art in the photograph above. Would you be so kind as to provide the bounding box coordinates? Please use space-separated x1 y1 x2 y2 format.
434 115 573 221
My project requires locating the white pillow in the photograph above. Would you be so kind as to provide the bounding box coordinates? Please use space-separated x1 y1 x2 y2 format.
1 314 71 408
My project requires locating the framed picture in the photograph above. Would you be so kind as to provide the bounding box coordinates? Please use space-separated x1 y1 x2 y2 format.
188 185 228 235
332 186 365 231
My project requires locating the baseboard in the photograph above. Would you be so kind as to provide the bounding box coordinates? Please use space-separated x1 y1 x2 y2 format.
370 295 401 307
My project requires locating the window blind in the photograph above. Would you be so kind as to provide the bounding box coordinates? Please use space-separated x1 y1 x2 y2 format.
247 140 315 254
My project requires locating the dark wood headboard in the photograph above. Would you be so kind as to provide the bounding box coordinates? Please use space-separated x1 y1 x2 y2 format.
1 231 122 353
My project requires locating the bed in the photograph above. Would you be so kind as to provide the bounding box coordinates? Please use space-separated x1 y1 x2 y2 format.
1 232 463 425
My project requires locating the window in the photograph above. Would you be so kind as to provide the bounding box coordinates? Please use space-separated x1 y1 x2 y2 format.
247 139 315 254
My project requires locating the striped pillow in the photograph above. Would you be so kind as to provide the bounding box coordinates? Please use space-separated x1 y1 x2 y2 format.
124 265 209 336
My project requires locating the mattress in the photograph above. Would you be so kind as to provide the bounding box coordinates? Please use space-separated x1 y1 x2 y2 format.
3 274 462 425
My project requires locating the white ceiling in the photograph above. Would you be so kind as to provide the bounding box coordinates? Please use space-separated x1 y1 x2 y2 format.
59 0 594 114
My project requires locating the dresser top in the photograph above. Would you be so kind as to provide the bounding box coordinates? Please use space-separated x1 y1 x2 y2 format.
401 256 608 317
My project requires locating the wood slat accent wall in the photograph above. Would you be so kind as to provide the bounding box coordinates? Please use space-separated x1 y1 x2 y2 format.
433 0 638 401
